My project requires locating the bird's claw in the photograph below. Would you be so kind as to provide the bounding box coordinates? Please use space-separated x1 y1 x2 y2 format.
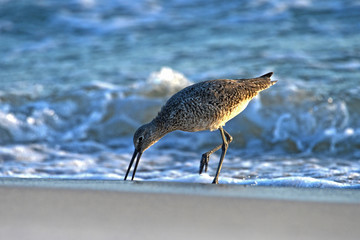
199 153 210 174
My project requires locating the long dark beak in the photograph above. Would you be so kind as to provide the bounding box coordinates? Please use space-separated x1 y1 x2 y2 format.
124 149 143 181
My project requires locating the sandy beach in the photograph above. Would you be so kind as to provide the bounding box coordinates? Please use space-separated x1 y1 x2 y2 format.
0 178 359 240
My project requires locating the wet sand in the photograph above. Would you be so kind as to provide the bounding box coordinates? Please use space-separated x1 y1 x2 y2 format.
0 178 359 240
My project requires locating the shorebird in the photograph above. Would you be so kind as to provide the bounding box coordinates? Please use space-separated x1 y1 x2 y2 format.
124 72 277 184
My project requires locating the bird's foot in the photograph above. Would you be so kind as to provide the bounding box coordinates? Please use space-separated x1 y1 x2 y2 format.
199 153 210 174
212 178 218 184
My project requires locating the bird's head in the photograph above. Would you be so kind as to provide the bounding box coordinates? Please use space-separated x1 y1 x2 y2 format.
132 123 158 153
124 122 164 181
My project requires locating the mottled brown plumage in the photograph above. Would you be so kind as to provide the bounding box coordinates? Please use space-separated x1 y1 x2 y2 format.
124 72 277 184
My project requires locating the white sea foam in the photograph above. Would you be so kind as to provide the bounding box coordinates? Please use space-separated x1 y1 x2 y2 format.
135 67 193 97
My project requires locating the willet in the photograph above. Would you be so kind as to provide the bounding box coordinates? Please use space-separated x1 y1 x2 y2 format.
124 72 277 184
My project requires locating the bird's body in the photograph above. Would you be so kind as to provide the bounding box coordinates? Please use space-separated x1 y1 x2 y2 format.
153 76 273 132
124 72 277 184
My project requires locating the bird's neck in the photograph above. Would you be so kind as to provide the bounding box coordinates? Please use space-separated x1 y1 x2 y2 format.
149 118 170 141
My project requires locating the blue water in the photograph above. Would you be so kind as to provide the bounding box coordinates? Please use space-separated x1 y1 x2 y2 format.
1 0 360 188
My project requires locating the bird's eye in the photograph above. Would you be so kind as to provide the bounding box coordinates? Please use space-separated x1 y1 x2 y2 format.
138 136 143 142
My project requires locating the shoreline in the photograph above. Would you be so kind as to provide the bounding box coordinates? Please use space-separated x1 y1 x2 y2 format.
1 177 359 203
1 178 360 240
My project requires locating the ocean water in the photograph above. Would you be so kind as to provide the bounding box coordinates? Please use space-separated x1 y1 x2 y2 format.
1 0 360 188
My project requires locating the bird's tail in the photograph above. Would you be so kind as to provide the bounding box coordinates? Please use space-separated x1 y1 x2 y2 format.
259 72 273 78
259 72 277 87
237 72 277 92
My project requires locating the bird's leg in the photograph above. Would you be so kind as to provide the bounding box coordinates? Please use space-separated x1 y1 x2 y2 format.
199 145 221 174
199 129 232 174
212 127 229 184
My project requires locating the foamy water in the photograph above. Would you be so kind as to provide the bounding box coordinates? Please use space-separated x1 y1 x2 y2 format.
0 0 360 187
